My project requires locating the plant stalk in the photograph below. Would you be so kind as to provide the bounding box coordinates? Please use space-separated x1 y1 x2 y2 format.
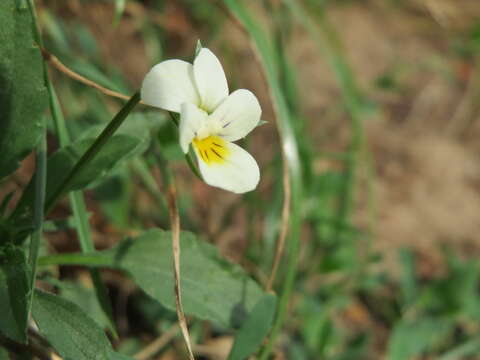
44 92 141 215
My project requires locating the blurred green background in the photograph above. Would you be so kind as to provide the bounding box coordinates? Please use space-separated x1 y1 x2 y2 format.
8 0 480 359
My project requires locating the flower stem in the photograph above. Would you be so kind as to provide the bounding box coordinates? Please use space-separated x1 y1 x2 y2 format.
44 92 141 215
168 111 202 180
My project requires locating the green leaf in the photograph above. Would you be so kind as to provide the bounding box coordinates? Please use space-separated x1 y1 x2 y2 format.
11 133 144 231
0 0 48 179
46 134 143 193
78 112 158 162
0 246 30 343
59 281 114 332
228 294 277 360
399 248 417 307
32 289 133 360
386 317 452 360
39 229 266 328
223 2 303 359
0 347 8 360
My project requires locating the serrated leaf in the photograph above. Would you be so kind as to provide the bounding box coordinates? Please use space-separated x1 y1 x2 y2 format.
0 246 30 343
228 294 277 360
40 229 267 328
32 290 133 360
0 0 48 179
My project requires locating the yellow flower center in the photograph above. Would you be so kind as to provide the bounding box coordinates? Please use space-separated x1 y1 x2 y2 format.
192 136 229 165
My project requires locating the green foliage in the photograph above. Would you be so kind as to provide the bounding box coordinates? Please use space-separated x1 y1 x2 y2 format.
0 245 30 343
2 0 480 359
0 0 48 179
46 135 142 193
10 126 145 242
223 2 303 358
387 317 452 360
40 229 267 328
32 290 133 360
228 294 277 360
59 281 114 334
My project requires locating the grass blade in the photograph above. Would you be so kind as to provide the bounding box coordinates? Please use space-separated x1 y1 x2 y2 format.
49 84 117 336
283 0 365 235
223 1 303 358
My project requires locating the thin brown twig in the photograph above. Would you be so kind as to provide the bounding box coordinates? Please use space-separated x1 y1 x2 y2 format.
166 179 195 360
266 149 291 291
41 48 147 104
134 323 180 360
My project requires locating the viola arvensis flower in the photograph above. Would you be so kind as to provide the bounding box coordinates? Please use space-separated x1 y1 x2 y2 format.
141 47 261 193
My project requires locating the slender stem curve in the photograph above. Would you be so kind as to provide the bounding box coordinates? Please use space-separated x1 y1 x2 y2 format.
44 92 141 215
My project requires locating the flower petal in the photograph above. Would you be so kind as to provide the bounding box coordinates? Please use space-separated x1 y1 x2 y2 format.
209 89 262 142
179 103 208 153
193 48 229 112
195 141 260 193
141 60 200 113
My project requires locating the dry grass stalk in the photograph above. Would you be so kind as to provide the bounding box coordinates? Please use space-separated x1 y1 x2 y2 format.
166 182 195 360
41 48 148 105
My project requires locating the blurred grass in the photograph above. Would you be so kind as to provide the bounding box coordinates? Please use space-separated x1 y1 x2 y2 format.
9 0 480 359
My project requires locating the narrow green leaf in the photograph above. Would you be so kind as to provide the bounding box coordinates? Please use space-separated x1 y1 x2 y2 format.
0 0 48 179
228 294 277 360
39 229 266 328
399 248 417 307
78 113 154 162
223 2 303 358
46 135 142 194
28 131 47 318
11 132 143 232
283 0 366 232
32 290 133 360
0 347 8 360
0 246 30 343
50 84 118 336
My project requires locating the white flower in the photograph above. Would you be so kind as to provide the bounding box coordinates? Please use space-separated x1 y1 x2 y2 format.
141 47 261 193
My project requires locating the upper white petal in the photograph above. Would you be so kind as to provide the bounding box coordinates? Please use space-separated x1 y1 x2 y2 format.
179 103 208 153
141 60 200 113
193 48 229 113
195 141 260 194
209 89 261 142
